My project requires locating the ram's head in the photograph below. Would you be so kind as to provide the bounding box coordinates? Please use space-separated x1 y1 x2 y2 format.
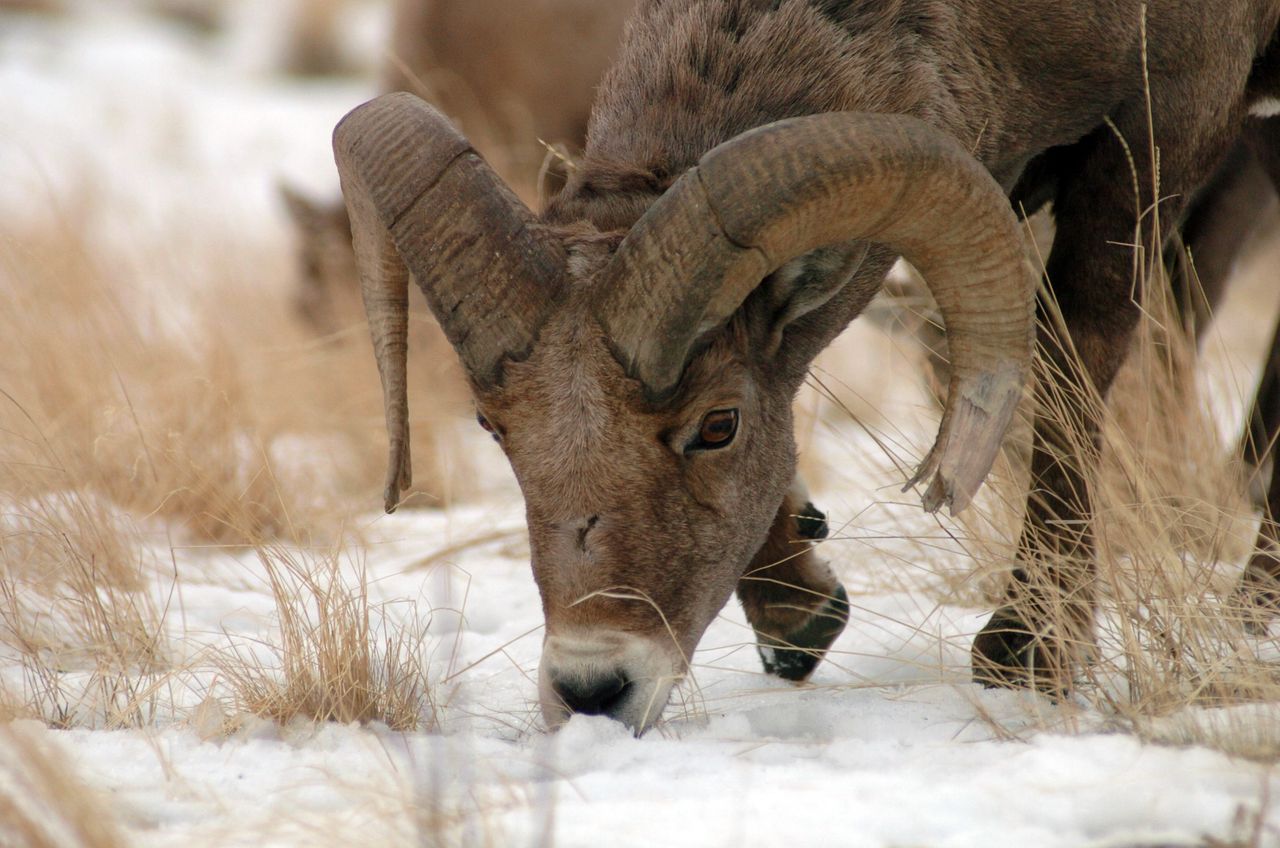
334 93 1033 734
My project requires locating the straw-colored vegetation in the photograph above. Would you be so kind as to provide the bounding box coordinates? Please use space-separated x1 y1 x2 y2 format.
0 509 168 729
216 543 437 731
0 193 470 546
0 177 465 731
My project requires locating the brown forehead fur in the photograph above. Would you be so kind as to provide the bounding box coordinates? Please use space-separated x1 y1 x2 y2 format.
474 268 789 646
480 275 767 514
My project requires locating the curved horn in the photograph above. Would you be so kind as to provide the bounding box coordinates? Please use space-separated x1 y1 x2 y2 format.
596 113 1034 515
333 92 566 512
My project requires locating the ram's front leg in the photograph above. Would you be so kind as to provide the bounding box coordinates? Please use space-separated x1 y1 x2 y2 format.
736 485 848 681
971 377 1107 695
971 94 1240 693
972 117 1191 695
1235 117 1280 629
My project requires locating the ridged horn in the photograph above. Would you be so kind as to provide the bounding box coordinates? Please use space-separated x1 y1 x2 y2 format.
596 113 1034 515
333 92 567 512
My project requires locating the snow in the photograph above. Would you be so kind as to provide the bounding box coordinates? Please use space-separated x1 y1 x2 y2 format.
2 7 1278 848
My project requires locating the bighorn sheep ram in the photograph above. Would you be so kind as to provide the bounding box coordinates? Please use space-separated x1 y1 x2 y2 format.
335 0 1280 733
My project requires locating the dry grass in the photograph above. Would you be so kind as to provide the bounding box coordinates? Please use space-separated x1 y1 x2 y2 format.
0 170 466 729
0 193 469 547
1009 272 1280 754
0 482 170 728
2 215 305 544
858 175 1280 758
216 544 437 732
0 722 126 848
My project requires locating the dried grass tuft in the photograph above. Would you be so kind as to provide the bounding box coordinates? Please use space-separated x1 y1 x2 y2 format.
834 160 1280 759
217 544 437 732
926 201 1279 756
0 488 170 728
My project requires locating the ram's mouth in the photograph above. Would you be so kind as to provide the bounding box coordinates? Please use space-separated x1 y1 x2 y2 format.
538 631 683 734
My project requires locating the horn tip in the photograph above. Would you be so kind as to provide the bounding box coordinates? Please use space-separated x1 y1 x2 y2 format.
910 364 1023 517
382 455 411 514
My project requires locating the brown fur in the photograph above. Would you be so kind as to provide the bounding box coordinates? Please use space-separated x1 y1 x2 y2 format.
479 286 797 660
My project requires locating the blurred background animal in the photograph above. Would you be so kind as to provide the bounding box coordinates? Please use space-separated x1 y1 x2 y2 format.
283 0 636 335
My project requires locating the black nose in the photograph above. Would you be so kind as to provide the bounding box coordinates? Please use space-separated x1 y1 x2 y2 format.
552 672 631 716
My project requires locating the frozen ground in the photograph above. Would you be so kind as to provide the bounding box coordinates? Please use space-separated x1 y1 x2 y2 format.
2 7 1279 847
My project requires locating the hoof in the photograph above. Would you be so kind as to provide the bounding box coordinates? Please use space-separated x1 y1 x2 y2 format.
1235 566 1280 635
971 608 1072 698
1231 587 1277 636
795 501 829 541
758 583 849 681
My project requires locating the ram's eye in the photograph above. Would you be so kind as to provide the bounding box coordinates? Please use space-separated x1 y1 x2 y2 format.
477 413 500 442
687 409 739 452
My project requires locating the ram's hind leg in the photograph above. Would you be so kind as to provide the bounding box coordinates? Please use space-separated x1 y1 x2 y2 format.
1242 317 1280 630
972 101 1241 694
1241 351 1280 629
736 482 848 681
1234 117 1280 628
1166 141 1274 342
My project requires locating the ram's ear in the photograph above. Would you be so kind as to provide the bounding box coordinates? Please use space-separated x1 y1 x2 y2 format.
758 243 870 361
279 181 350 239
279 181 325 229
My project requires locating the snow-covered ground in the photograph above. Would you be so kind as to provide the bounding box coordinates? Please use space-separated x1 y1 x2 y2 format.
2 6 1279 847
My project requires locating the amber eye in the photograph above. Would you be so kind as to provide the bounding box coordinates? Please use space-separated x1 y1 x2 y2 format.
687 408 739 452
477 413 500 442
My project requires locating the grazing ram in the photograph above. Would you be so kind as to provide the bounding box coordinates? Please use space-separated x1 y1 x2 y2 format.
334 0 1280 733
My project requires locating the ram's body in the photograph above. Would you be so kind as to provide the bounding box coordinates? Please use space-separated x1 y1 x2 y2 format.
335 0 1280 733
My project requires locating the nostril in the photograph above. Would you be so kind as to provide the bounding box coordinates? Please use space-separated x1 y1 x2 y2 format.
574 514 600 550
552 673 631 716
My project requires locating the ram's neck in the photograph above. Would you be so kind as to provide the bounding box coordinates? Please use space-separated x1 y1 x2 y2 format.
543 0 957 233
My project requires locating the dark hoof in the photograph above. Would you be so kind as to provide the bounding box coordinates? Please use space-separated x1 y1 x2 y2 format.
1233 560 1280 635
758 583 849 681
795 501 829 541
1231 586 1277 636
971 609 1070 698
